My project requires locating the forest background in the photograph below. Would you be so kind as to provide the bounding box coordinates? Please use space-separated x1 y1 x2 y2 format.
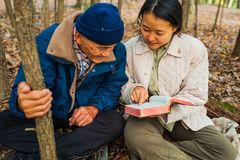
0 0 239 159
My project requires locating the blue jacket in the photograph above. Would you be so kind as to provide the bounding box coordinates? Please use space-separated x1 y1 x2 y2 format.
9 13 128 120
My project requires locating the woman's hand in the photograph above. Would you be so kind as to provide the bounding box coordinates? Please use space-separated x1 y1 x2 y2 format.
131 86 149 104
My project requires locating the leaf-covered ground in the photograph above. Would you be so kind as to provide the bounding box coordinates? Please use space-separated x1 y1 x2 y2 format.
0 1 239 159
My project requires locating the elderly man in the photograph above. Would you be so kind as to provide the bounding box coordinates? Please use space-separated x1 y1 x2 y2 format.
0 3 127 159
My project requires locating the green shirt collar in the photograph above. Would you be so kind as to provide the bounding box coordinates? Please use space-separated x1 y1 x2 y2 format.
135 35 183 58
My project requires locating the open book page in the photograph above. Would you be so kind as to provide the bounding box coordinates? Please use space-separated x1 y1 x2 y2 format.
150 96 193 105
170 98 193 105
149 96 171 104
124 95 193 117
124 101 164 109
125 96 172 117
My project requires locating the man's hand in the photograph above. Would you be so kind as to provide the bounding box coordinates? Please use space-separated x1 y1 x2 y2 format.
69 106 99 127
17 82 53 118
131 86 149 104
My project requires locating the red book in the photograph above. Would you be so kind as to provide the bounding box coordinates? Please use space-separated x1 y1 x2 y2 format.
125 96 193 118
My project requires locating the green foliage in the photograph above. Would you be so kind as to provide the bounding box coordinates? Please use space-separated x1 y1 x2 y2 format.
199 0 239 8
223 44 230 49
217 101 238 113
74 0 91 11
208 98 238 114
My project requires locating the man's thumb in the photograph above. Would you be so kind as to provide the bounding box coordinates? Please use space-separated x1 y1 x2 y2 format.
18 82 31 93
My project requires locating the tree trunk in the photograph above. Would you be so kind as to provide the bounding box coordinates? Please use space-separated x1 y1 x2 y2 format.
219 0 227 30
232 28 240 57
4 0 16 30
55 0 64 23
227 0 234 7
206 98 240 126
238 0 240 8
13 0 57 159
212 0 222 32
182 0 191 32
54 0 57 22
76 0 82 9
225 0 230 7
91 0 99 5
43 0 50 28
194 0 198 37
118 0 123 16
0 39 9 102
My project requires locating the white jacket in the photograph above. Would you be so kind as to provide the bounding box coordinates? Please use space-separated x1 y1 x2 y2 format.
122 34 213 131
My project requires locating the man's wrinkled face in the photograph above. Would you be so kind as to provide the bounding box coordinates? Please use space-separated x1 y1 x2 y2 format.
75 32 116 64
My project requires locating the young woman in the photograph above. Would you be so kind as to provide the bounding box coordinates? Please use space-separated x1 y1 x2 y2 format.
121 0 237 159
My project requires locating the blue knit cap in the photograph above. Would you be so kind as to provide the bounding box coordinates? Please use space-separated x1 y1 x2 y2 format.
75 3 124 45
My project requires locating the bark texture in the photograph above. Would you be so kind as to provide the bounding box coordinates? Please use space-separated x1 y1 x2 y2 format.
13 0 57 159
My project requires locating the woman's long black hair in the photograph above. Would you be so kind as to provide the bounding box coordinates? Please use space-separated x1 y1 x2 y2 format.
138 0 182 35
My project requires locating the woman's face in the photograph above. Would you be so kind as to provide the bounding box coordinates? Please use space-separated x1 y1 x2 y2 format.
141 12 177 50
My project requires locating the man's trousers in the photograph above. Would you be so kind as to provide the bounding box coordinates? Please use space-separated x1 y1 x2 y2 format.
0 110 125 160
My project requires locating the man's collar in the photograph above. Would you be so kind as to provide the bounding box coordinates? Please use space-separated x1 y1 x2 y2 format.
47 11 80 63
